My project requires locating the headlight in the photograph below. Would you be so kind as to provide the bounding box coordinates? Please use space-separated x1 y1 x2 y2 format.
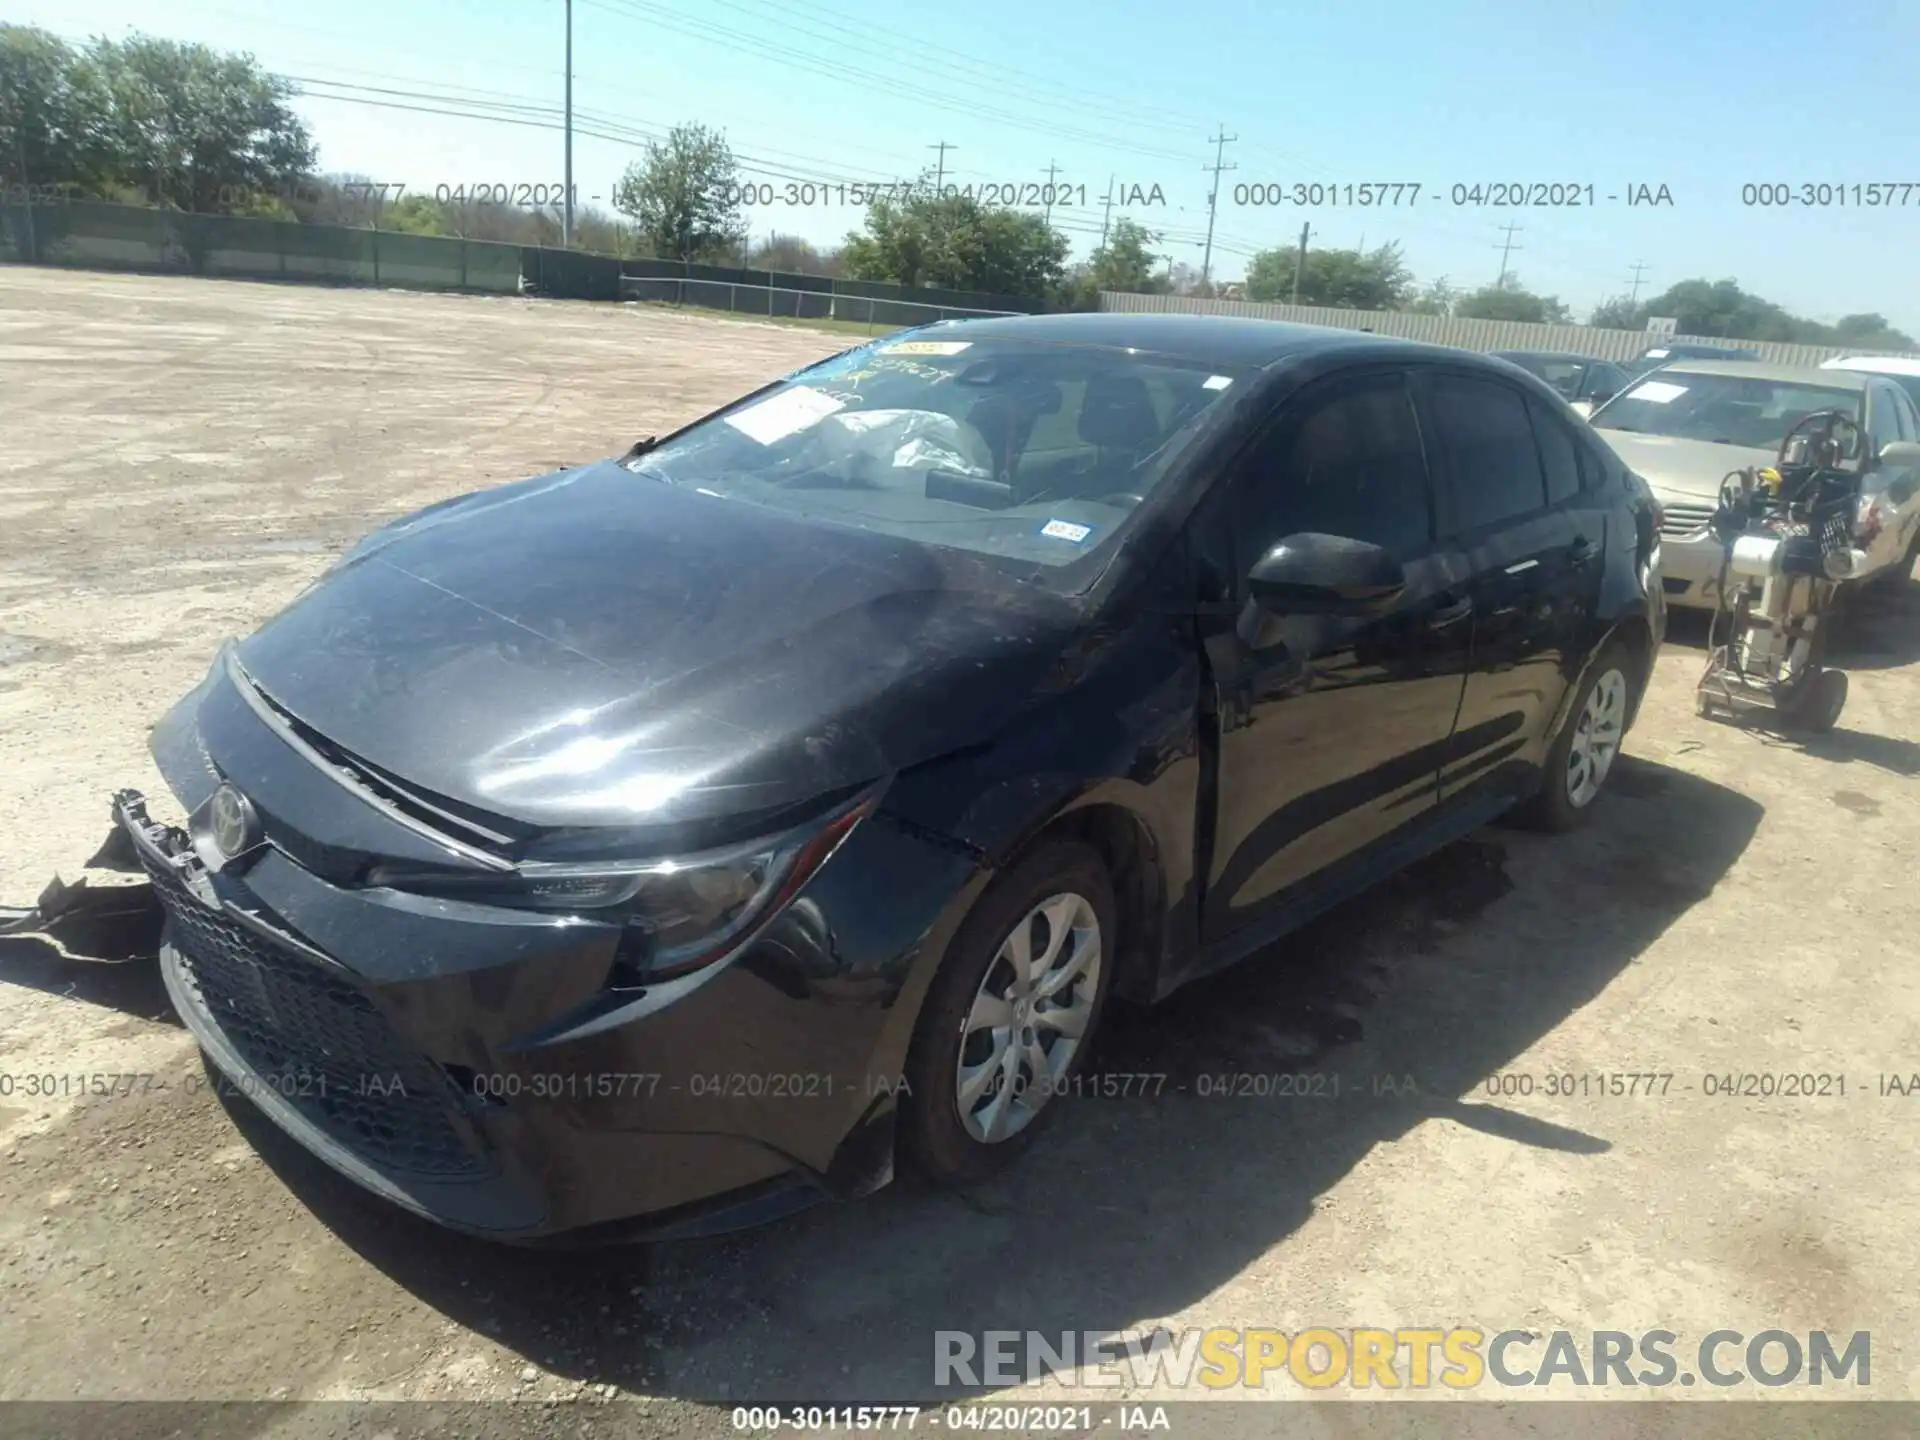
370 788 878 981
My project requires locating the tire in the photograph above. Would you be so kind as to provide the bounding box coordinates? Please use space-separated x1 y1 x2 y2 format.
899 840 1117 1188
1777 667 1847 734
1514 638 1635 832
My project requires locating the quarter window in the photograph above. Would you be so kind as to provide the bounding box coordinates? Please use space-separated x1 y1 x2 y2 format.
1525 396 1583 505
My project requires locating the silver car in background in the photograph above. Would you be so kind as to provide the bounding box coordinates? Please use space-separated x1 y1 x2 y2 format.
1587 361 1920 608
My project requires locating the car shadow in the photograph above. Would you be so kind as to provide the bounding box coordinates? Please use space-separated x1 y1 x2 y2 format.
219 754 1762 1403
1830 575 1920 671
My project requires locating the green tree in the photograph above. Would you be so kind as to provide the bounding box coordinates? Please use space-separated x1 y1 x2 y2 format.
1087 218 1163 293
86 34 313 213
750 231 839 276
1821 312 1915 350
0 26 114 194
611 123 745 262
1588 295 1646 330
383 194 451 236
1404 276 1459 316
1455 277 1572 324
1244 241 1412 308
841 180 1067 299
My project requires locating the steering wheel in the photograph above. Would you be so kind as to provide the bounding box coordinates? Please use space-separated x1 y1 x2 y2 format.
1777 409 1861 470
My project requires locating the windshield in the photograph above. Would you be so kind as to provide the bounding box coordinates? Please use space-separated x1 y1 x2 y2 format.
1594 372 1863 454
1500 354 1587 399
625 336 1245 574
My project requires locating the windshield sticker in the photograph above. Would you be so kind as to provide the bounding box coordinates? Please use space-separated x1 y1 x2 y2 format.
1202 375 1234 390
723 385 846 445
1041 519 1094 543
882 340 972 356
1625 380 1688 404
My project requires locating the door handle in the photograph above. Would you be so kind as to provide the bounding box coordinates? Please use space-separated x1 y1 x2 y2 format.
1569 535 1598 564
1427 595 1474 630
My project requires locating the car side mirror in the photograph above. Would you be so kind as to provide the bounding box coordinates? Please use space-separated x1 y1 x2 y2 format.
1247 532 1406 617
1877 440 1920 470
1569 400 1596 421
1589 389 1616 407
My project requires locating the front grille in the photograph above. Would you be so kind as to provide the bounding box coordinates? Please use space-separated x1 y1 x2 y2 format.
1659 500 1717 538
141 850 489 1179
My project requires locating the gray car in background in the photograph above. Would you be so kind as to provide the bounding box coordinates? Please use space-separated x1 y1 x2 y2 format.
1589 360 1920 608
1491 350 1632 412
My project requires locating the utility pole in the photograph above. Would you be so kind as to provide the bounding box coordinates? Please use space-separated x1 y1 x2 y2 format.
562 0 574 247
1041 159 1061 226
1200 124 1237 288
1100 174 1115 248
1626 260 1649 306
929 140 955 195
1493 220 1523 287
1290 221 1310 304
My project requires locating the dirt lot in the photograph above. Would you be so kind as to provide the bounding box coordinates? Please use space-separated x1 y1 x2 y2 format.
2 268 1918 1425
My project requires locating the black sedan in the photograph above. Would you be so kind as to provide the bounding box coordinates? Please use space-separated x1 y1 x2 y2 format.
121 313 1665 1242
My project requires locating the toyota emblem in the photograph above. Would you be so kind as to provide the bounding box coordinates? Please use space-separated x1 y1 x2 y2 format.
208 783 262 860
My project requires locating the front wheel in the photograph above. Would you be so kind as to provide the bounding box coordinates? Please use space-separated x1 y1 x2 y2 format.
1514 639 1634 832
900 840 1116 1188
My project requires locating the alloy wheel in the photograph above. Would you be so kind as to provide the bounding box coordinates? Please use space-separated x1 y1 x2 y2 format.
954 892 1102 1144
1566 667 1627 808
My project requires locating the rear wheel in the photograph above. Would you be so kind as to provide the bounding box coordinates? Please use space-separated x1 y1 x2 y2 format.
1514 639 1633 832
1777 667 1847 734
900 840 1116 1187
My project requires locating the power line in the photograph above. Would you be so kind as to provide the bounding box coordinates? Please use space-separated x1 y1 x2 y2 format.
1200 125 1237 287
288 76 1268 262
679 0 1211 135
579 0 1202 162
929 140 955 192
1041 159 1061 226
1627 260 1649 305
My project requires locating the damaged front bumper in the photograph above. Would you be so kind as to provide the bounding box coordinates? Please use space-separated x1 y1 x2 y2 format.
111 732 972 1243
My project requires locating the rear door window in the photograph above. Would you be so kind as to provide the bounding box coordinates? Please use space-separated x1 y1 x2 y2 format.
1427 373 1550 534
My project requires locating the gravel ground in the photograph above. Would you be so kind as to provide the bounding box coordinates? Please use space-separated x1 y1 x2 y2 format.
2 268 1918 1426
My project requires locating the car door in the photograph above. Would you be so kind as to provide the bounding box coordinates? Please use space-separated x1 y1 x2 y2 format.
1416 369 1586 811
1197 367 1473 943
1865 382 1920 570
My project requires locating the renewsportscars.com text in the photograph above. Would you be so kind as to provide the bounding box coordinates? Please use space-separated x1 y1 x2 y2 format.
933 1327 1870 1390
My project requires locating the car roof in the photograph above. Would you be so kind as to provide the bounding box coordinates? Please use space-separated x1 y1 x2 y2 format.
1648 359 1873 389
1823 354 1920 377
918 311 1419 367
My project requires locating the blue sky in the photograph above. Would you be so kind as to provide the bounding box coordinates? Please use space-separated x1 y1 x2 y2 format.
18 0 1920 331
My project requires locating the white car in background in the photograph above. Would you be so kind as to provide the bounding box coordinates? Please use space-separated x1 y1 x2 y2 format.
1587 360 1920 608
1822 353 1920 409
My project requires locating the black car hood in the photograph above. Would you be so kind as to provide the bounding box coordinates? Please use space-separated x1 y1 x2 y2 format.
234 461 1084 834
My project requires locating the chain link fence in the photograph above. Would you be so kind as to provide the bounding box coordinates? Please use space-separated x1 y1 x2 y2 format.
2 198 525 291
618 274 1022 332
